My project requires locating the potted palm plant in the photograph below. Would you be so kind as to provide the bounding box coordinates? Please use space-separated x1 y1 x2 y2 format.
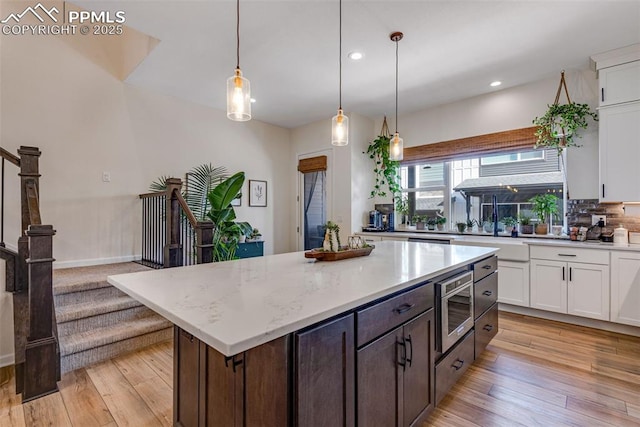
529 194 559 235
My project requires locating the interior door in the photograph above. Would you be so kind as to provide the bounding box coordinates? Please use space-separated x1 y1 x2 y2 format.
298 151 331 251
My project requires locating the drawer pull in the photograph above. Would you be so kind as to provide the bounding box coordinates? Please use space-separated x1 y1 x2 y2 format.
452 359 465 370
482 290 493 296
483 324 494 332
558 253 577 257
393 303 415 315
397 339 407 371
405 335 413 367
482 265 492 270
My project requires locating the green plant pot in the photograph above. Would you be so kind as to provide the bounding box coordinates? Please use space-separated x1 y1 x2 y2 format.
456 224 467 233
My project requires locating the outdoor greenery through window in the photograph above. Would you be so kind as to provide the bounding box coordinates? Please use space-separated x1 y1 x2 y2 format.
399 149 566 232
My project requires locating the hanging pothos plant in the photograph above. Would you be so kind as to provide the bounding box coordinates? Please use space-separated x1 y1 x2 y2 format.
365 117 401 198
532 71 598 152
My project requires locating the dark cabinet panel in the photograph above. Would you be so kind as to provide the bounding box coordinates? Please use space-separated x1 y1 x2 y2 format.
174 327 200 427
472 256 497 282
357 327 403 427
403 311 434 426
474 272 498 319
357 309 435 427
474 303 498 358
435 330 475 405
295 314 355 427
357 284 434 347
203 346 243 427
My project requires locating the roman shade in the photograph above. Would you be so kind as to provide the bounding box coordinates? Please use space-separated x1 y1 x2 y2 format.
298 156 327 173
402 126 538 165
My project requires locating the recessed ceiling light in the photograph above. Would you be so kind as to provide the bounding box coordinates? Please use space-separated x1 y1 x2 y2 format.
490 81 502 87
348 51 364 60
250 98 256 103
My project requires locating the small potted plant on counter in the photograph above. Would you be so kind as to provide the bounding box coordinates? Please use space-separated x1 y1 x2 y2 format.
502 216 518 234
246 228 263 242
482 220 494 233
414 215 426 230
519 214 533 234
530 193 559 235
466 218 478 233
426 217 437 231
395 195 409 228
436 215 447 231
456 221 467 233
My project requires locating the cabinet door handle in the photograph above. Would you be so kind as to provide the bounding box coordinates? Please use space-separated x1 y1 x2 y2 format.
482 265 492 270
483 324 494 332
396 339 407 371
558 254 577 257
452 359 465 370
405 335 413 367
601 87 604 102
569 267 572 282
482 290 493 296
224 355 244 373
603 184 606 198
562 266 565 281
393 303 415 315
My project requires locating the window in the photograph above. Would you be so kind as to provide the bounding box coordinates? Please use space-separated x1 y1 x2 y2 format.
399 149 566 231
480 150 544 165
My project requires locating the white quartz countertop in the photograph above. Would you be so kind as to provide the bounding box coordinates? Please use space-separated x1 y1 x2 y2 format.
107 241 497 356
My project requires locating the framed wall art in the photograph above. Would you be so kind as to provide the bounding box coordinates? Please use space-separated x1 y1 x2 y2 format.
249 180 267 207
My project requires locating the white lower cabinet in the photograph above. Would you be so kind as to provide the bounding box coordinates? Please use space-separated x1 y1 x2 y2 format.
497 260 530 307
610 251 640 327
530 246 610 321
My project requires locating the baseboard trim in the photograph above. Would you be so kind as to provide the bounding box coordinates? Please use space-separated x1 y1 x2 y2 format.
0 352 15 368
499 303 640 338
54 255 141 269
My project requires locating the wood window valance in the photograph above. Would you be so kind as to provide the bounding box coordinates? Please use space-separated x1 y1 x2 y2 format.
298 156 327 173
401 126 538 165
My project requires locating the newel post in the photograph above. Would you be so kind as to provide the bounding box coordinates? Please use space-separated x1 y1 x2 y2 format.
195 222 214 264
164 178 183 268
16 146 41 292
23 224 58 401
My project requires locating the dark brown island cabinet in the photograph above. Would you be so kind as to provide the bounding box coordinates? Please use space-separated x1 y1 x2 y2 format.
174 255 498 427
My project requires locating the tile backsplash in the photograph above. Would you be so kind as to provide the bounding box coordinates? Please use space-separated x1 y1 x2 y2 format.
567 199 640 232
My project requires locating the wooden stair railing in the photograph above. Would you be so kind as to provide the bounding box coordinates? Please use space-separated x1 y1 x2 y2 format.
1 146 58 402
139 177 213 268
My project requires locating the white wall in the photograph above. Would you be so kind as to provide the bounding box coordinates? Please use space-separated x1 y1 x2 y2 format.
372 70 600 200
1 33 293 267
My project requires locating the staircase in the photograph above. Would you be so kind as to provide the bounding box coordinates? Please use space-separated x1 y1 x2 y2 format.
53 262 172 374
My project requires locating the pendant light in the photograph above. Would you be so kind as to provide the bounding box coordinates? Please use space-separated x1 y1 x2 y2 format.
227 0 251 121
331 0 349 146
389 32 404 161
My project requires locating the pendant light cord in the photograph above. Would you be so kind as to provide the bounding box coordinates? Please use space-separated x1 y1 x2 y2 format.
339 0 342 110
395 38 399 133
236 0 240 69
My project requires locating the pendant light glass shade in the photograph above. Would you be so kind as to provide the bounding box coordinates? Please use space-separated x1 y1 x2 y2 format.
390 132 403 161
227 68 251 121
332 109 349 146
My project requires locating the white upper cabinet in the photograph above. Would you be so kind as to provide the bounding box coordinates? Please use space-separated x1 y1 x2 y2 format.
598 61 640 107
599 101 640 202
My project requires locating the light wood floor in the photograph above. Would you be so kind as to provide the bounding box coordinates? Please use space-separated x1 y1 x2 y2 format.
1 312 639 426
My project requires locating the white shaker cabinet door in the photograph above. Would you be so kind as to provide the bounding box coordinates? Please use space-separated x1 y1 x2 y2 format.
611 251 640 327
567 263 610 321
599 102 640 202
497 260 530 307
530 259 567 314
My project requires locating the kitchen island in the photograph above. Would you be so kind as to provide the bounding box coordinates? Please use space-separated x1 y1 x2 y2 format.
108 241 498 426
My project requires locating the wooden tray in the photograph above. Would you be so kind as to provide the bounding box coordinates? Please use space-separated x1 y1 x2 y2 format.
304 245 374 261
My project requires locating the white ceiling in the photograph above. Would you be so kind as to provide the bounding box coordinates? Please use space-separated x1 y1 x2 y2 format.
78 1 640 128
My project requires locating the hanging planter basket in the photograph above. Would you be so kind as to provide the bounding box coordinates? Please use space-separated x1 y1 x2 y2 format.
365 116 401 198
532 71 598 152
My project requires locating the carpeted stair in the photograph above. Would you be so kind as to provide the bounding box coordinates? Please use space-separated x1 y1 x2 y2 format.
53 262 172 374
